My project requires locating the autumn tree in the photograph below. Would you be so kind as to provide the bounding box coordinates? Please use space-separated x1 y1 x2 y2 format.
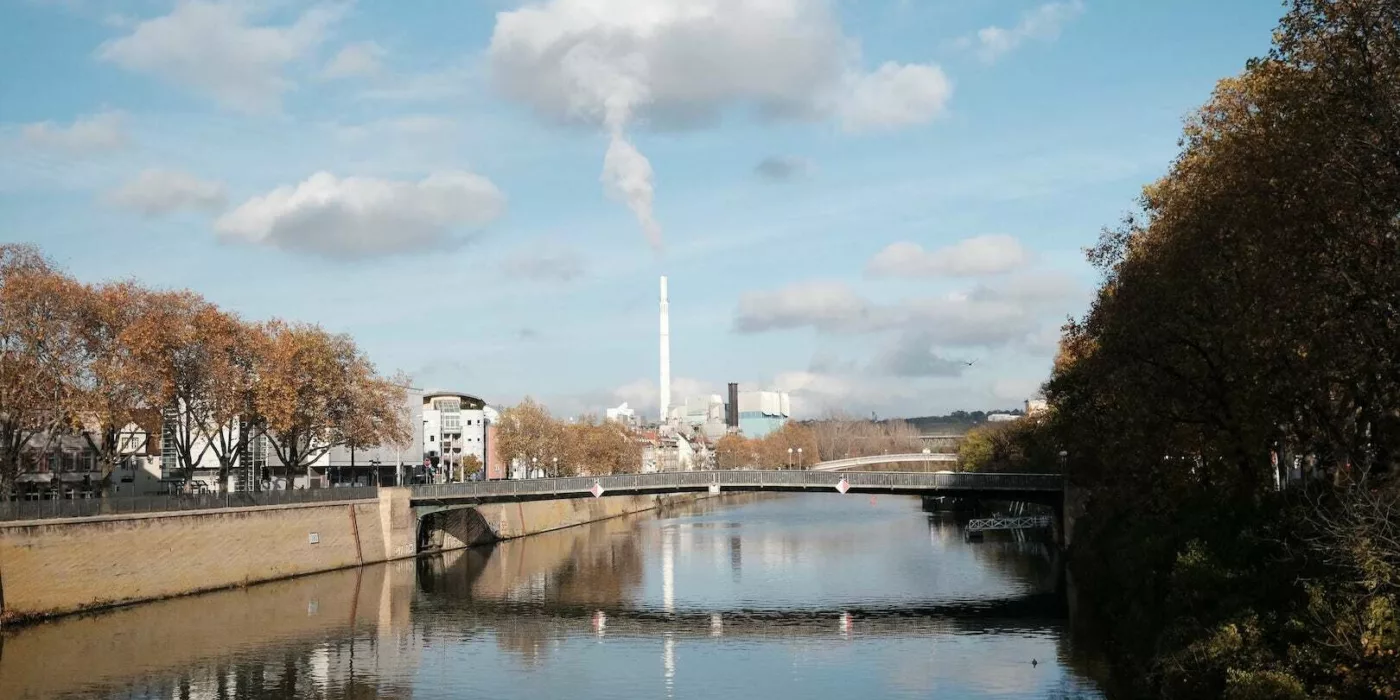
255 321 382 487
561 415 641 476
124 290 227 483
194 313 267 492
1045 1 1400 694
340 371 412 476
0 245 82 499
495 397 563 475
70 281 167 493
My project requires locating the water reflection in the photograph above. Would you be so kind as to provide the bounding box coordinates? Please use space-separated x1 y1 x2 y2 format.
0 494 1108 699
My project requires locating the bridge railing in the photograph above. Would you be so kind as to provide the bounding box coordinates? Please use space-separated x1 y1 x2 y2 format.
0 486 380 523
411 470 1063 501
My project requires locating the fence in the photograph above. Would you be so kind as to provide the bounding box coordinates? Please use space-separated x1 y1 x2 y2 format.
0 486 380 523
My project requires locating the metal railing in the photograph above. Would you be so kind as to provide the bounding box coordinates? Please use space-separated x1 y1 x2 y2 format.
966 515 1055 532
0 486 380 523
808 453 958 471
412 470 1063 502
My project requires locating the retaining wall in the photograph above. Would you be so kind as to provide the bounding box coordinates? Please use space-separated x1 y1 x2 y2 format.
0 488 693 622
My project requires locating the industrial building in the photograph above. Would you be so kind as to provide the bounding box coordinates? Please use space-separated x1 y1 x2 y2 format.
736 389 791 438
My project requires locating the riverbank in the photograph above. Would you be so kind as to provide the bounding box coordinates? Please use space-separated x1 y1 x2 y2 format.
0 488 709 625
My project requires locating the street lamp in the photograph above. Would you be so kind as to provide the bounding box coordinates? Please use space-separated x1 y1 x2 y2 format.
532 456 539 479
787 447 793 470
797 447 803 469
552 456 558 478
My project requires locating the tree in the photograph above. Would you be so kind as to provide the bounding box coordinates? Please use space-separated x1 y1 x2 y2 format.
340 371 412 480
71 281 163 493
0 245 82 499
496 397 563 475
194 313 267 492
462 454 483 479
1044 1 1400 694
124 290 225 484
561 415 641 476
254 322 365 487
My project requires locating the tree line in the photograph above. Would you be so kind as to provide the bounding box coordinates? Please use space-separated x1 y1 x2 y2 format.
1039 1 1400 696
0 244 410 497
494 397 642 476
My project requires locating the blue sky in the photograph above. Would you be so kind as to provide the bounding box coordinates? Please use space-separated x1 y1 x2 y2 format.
0 0 1285 419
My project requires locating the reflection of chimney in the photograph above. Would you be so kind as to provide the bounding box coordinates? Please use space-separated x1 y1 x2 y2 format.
726 382 739 429
660 276 671 424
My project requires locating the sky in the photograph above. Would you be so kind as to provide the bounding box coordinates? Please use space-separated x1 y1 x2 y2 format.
0 0 1287 420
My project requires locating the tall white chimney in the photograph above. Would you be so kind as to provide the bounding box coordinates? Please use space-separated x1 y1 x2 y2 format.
659 275 671 424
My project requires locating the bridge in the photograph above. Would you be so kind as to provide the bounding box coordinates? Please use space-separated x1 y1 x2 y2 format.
807 453 957 471
411 470 1061 509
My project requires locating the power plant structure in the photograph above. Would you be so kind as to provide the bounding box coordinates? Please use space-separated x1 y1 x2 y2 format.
655 275 789 439
659 275 671 426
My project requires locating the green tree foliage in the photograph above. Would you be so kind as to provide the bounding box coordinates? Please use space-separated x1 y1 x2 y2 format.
1046 1 1400 696
957 417 1060 473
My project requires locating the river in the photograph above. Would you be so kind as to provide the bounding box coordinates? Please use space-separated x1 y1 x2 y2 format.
0 494 1110 699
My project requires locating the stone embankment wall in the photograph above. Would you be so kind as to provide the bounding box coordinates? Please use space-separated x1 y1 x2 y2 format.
426 493 698 550
0 488 692 622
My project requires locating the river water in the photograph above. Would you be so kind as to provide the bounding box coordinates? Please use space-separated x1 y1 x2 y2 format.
0 494 1110 699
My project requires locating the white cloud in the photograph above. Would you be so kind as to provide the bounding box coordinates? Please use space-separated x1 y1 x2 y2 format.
19 111 129 153
961 0 1085 64
103 168 227 217
489 0 949 130
323 40 385 79
502 245 586 282
215 171 506 260
488 0 951 249
866 235 1028 277
838 62 951 132
97 1 343 113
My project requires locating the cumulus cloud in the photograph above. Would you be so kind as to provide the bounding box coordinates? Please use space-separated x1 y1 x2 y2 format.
960 0 1085 64
838 62 952 132
754 155 811 182
97 1 343 113
733 276 1077 348
215 171 506 260
488 0 951 249
866 235 1028 278
323 40 385 79
502 245 586 282
103 168 226 217
20 111 129 153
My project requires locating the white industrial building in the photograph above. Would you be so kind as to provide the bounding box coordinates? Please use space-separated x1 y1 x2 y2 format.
737 389 791 438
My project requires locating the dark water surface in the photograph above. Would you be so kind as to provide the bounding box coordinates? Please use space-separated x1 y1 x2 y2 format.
0 494 1109 699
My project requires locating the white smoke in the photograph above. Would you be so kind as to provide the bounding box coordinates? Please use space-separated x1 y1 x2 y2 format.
602 131 662 250
488 0 953 252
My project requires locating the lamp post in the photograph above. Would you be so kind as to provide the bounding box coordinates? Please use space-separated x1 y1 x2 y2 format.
532 456 539 479
787 447 793 470
552 456 558 478
797 447 803 469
